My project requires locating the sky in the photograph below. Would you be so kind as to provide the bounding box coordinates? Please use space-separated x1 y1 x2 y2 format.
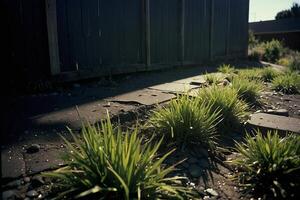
249 0 300 22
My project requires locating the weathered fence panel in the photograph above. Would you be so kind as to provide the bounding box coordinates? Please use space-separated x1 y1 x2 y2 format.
150 0 181 64
6 0 249 81
184 0 211 62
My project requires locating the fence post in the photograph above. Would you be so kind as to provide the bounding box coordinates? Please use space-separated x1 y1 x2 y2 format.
226 0 231 56
180 0 185 65
45 0 60 75
145 0 151 67
209 0 214 61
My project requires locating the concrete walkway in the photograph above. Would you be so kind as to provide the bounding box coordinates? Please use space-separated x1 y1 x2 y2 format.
3 60 297 180
3 65 218 179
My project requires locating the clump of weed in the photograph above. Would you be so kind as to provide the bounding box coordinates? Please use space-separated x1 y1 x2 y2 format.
150 94 221 149
204 73 222 85
231 77 263 105
260 67 281 82
272 73 300 94
218 64 236 74
44 114 195 199
231 130 300 199
197 86 248 134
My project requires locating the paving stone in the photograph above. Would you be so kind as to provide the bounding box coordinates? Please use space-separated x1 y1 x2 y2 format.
109 89 175 106
1 147 25 179
24 144 65 174
149 82 199 93
174 76 206 85
265 109 289 117
247 113 300 134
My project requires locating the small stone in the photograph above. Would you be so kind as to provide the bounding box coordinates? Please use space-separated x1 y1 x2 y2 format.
6 179 22 188
2 190 18 200
189 164 202 177
26 190 38 198
266 109 288 116
205 188 219 196
24 177 31 183
31 176 45 187
26 144 40 154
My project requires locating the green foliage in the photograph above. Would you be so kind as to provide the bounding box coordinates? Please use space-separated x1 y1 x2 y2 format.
272 73 300 94
231 77 263 105
248 30 258 49
275 3 300 20
263 40 284 62
237 68 262 81
204 73 222 85
197 86 248 134
237 67 280 82
217 64 236 74
231 130 300 199
288 56 300 71
44 114 195 200
150 95 221 149
260 67 281 82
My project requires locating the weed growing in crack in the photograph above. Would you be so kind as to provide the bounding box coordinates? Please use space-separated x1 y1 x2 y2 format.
44 113 195 200
150 94 221 149
231 130 300 199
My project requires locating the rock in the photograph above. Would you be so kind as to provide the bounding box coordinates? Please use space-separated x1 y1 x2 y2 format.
26 144 40 154
24 177 30 183
31 176 45 188
2 190 18 200
205 188 219 196
189 164 202 177
6 179 22 187
26 190 38 198
266 109 289 117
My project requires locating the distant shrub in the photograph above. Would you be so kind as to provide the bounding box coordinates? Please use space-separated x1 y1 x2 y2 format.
150 94 221 149
231 130 300 199
262 40 284 62
248 30 258 49
44 114 195 199
272 73 300 94
197 86 248 134
288 56 300 71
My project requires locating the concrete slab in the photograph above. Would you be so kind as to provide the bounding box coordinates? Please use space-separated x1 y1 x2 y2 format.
1 147 25 179
30 101 135 130
174 76 206 85
23 143 65 174
247 113 300 134
108 89 176 106
149 82 200 93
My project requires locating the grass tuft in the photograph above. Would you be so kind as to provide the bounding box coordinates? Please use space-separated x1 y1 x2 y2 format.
260 67 280 82
197 86 248 134
231 130 300 199
150 94 221 149
231 77 263 105
204 73 222 85
217 64 236 74
44 114 195 199
272 73 300 94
